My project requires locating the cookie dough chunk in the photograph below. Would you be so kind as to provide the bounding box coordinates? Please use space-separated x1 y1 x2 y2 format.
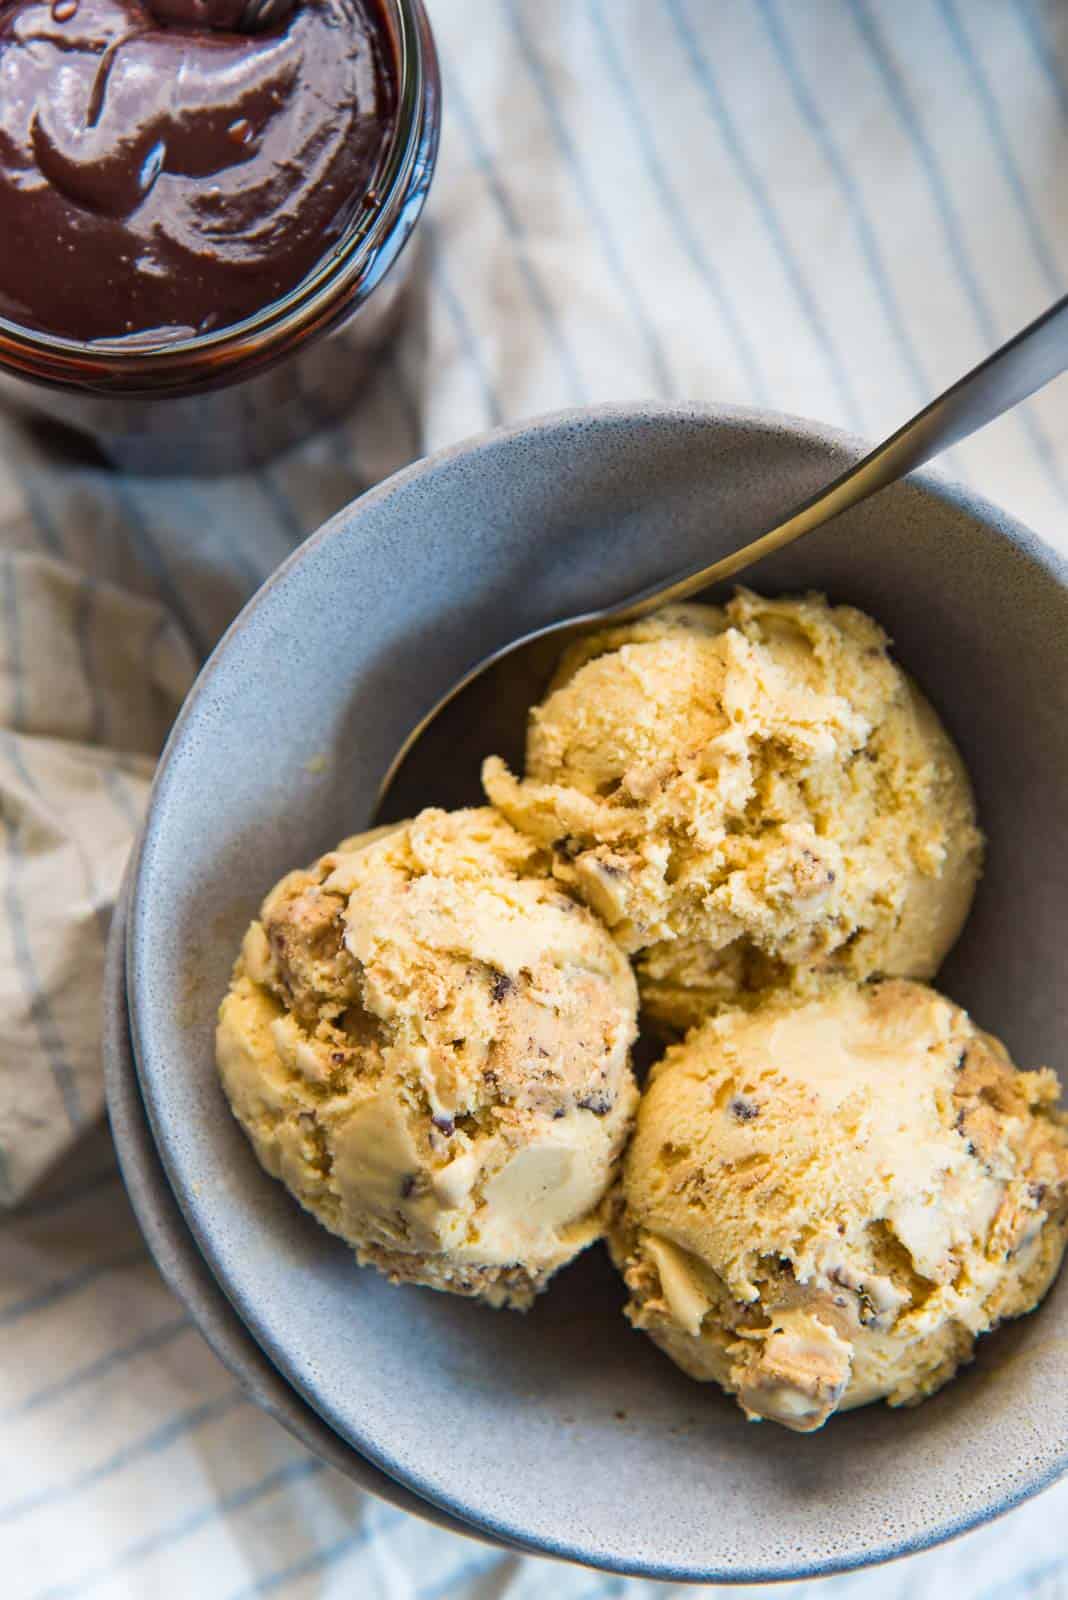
218 808 640 1309
608 979 1068 1428
485 592 982 1028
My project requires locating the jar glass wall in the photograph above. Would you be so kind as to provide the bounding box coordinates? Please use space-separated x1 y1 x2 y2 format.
0 0 440 475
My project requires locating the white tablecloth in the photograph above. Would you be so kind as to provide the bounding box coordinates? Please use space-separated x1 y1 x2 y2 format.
4 1 1068 1595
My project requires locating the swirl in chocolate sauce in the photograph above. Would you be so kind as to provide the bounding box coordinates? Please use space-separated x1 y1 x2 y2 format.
0 0 396 341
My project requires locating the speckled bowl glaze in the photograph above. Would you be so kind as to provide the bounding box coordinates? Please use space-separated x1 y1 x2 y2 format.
128 405 1068 1582
104 869 518 1549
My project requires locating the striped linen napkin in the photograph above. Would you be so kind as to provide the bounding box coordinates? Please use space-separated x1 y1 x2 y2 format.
3 1 1068 1595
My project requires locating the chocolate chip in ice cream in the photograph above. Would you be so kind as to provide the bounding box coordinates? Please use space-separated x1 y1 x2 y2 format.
491 972 515 1003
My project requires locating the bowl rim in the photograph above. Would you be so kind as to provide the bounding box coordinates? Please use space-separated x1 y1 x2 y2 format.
128 401 1068 1582
105 861 525 1550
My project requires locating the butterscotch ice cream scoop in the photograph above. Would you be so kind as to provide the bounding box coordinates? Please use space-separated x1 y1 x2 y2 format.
608 980 1068 1430
484 592 982 1029
217 807 639 1309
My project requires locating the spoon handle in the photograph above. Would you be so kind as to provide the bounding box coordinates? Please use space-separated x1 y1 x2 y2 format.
632 290 1068 616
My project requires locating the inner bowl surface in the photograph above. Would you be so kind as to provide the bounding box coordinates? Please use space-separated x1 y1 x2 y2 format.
129 404 1068 1581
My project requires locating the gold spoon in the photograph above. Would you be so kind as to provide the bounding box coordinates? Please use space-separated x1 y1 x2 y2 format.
375 292 1068 824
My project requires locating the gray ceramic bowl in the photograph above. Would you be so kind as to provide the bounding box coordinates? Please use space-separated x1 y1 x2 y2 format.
128 404 1068 1582
104 867 517 1550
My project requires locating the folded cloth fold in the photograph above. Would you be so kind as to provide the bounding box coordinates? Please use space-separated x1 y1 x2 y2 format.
0 552 196 1203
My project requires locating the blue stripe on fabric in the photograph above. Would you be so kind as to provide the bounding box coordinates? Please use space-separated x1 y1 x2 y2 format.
100 763 143 831
139 606 190 775
72 576 106 748
322 416 376 484
503 0 674 399
34 1458 325 1600
104 477 210 660
430 240 505 427
665 0 865 431
849 0 995 332
4 1166 119 1224
1 568 84 1117
314 338 419 492
176 479 277 598
3 557 27 729
321 331 421 482
977 1557 1068 1600
756 0 930 404
284 305 401 488
224 1509 410 1599
79 571 177 834
1015 0 1068 119
253 467 310 554
0 1247 146 1328
248 471 308 571
274 321 331 451
440 41 590 406
387 341 422 459
287 350 373 479
143 608 173 684
585 0 770 406
0 1387 246 1524
1 727 111 946
416 1553 504 1599
1 569 123 921
108 748 162 784
937 0 1064 298
6 458 64 561
2 1314 191 1421
68 574 141 883
0 748 82 1130
848 0 1068 506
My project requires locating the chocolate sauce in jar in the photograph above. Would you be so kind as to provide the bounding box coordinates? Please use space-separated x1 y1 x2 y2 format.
0 0 397 342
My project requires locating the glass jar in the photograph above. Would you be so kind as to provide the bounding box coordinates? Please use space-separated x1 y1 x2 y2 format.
0 0 439 475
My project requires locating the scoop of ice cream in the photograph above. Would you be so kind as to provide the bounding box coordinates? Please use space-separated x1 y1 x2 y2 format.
607 979 1068 1430
484 592 982 1030
217 807 640 1309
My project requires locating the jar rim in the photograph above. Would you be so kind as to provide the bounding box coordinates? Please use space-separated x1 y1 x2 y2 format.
0 0 437 394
